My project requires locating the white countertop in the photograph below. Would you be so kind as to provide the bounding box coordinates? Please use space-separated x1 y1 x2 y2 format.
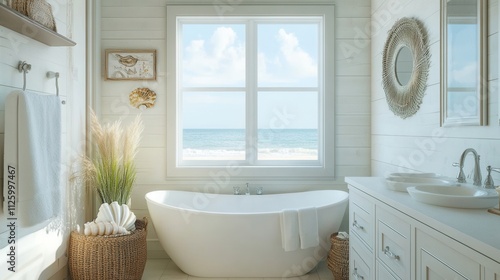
345 177 500 262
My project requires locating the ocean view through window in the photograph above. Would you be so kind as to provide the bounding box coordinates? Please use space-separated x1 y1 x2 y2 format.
182 128 318 161
166 5 334 178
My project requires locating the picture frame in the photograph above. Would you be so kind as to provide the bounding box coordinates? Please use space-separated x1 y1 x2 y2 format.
105 49 156 80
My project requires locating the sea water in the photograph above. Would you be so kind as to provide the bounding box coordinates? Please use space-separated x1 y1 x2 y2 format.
182 129 318 160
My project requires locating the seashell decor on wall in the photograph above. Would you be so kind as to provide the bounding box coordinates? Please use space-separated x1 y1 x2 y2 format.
129 87 157 109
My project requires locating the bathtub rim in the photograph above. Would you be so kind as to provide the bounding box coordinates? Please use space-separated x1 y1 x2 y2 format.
145 189 349 215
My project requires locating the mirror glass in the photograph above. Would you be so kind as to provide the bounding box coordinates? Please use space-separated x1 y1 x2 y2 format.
441 0 487 126
395 47 413 86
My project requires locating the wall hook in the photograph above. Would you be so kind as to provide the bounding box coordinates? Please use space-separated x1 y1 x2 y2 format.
18 61 31 91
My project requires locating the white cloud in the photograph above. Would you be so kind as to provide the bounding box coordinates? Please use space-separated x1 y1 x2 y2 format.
182 26 317 87
183 27 245 86
451 62 477 87
277 29 317 77
258 28 318 85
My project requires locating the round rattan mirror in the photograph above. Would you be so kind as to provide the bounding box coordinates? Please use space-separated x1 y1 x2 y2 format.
382 17 430 119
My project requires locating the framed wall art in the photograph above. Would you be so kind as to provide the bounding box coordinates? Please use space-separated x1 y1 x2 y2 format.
105 49 156 80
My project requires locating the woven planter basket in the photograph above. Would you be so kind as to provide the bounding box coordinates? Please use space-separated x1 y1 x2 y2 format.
68 218 148 280
327 232 349 280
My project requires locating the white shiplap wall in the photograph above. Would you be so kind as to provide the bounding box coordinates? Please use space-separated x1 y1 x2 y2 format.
99 0 371 257
371 0 500 183
0 0 87 279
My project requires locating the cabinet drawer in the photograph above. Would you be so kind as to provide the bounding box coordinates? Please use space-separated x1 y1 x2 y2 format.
350 200 374 250
349 238 373 280
377 261 399 280
377 220 411 279
377 205 410 238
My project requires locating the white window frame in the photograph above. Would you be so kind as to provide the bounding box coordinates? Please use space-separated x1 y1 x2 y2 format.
166 4 334 180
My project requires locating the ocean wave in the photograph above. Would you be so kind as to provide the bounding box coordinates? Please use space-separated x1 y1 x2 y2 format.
182 148 318 160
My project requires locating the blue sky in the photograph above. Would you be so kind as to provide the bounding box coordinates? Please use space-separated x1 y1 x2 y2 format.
180 21 319 129
448 24 477 88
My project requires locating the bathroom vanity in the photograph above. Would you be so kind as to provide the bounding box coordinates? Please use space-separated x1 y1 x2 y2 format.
346 177 500 280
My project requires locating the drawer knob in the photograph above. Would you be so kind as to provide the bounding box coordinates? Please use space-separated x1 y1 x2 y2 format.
352 268 365 280
352 220 364 230
383 245 400 260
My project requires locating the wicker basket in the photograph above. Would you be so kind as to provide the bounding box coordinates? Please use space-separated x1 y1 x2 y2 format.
327 232 349 280
8 0 57 31
68 218 148 280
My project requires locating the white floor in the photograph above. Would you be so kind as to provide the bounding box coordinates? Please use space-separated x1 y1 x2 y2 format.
141 259 334 280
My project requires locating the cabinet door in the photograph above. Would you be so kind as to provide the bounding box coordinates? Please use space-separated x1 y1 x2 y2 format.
484 262 500 280
416 228 480 280
420 250 467 280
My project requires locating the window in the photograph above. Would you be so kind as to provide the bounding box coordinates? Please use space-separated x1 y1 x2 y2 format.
166 5 334 179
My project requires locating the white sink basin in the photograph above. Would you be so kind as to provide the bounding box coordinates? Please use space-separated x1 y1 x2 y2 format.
385 174 455 192
407 184 499 209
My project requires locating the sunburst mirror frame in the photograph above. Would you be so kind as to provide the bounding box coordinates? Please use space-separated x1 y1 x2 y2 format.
382 17 431 119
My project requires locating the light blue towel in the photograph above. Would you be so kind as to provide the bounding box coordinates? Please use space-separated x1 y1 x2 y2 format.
15 91 62 227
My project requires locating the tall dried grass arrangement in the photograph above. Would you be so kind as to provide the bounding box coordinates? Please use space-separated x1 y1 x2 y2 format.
83 111 143 205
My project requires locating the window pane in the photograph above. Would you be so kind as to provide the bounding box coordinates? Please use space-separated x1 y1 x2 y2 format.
182 92 245 160
257 23 319 87
181 23 246 87
258 91 318 160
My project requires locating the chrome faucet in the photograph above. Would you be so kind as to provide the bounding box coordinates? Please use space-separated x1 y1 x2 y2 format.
455 148 482 187
245 183 250 195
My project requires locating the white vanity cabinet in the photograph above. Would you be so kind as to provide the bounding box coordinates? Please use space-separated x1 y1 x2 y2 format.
349 191 375 279
346 177 500 280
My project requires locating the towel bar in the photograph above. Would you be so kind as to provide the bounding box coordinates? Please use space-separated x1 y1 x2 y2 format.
46 71 60 96
47 71 65 104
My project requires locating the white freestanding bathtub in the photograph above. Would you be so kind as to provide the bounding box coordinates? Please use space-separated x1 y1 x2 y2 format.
145 190 348 277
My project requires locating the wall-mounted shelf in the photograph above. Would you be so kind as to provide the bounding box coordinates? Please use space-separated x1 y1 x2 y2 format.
0 3 76 47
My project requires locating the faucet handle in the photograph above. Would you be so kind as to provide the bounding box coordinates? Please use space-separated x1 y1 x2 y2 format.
233 186 241 195
484 166 500 189
452 162 467 183
256 187 263 195
490 166 500 174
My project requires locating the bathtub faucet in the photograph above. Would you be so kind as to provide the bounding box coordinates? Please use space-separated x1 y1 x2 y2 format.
233 183 263 195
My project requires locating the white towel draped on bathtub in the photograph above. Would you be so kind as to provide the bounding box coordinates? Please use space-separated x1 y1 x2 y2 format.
280 209 300 251
4 90 62 227
298 207 319 249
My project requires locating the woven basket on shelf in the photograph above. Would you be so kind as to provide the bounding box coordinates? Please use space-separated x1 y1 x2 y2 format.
68 218 148 280
8 0 57 31
327 232 349 280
